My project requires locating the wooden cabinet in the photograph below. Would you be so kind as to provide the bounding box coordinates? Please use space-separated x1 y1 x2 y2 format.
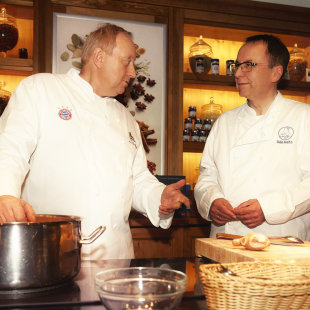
130 217 211 259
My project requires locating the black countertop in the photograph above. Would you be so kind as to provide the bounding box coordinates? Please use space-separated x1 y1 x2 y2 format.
0 257 214 310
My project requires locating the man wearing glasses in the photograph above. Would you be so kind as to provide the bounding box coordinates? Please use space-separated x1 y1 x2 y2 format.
195 34 310 240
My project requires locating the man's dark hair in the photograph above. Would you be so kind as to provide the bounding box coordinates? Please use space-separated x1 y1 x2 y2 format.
245 34 289 80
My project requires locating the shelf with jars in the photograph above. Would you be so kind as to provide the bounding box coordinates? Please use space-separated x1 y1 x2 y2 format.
182 24 310 189
0 4 33 104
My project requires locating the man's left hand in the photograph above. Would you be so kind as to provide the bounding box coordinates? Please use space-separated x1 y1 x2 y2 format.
158 179 191 215
233 199 265 229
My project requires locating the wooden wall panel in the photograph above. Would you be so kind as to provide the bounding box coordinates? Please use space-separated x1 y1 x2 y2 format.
131 227 184 258
166 7 184 175
52 0 169 17
66 6 156 22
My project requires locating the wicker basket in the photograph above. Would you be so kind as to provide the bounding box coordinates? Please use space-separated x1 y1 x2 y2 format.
199 262 310 310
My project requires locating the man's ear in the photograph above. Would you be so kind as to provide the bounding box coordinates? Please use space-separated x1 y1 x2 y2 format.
272 65 283 83
93 48 104 69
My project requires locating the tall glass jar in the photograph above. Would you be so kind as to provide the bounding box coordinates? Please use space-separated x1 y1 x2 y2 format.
188 35 213 74
0 8 19 57
288 44 308 81
200 97 223 128
0 82 11 116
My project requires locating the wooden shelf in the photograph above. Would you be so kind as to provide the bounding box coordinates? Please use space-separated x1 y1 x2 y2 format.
184 72 310 95
0 58 33 72
183 141 205 153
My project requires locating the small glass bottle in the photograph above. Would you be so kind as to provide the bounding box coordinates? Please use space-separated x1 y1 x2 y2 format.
184 118 193 131
203 119 212 133
194 118 202 131
199 130 207 143
188 106 196 119
183 129 190 142
226 60 234 76
19 48 28 59
191 130 199 142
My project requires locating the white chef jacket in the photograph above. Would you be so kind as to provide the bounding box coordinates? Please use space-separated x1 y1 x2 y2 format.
0 68 173 259
194 92 310 240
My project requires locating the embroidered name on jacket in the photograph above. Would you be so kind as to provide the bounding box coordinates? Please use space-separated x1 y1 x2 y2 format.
129 132 137 149
58 108 72 120
277 126 294 144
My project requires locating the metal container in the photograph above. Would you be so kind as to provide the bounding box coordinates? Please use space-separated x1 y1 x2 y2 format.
0 214 105 293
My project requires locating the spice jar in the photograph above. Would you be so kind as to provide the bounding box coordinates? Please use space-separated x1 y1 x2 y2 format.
19 48 28 59
0 8 19 57
0 82 11 116
188 106 196 119
288 44 308 81
188 35 213 74
200 97 223 128
203 119 212 133
183 129 190 142
191 130 199 142
184 118 193 131
199 130 207 143
194 118 202 131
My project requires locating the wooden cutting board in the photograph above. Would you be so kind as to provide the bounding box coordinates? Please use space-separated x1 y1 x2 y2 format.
195 238 310 263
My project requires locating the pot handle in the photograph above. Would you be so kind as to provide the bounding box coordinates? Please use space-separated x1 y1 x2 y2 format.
79 226 106 244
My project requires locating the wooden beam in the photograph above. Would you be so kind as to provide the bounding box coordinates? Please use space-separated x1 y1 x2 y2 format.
51 0 169 17
166 7 184 175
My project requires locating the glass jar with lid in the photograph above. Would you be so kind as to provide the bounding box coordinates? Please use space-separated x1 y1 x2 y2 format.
288 44 308 81
0 82 11 116
188 35 213 74
200 97 223 127
0 8 19 57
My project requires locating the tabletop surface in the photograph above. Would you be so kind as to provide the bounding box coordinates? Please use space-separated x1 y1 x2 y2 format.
0 257 211 310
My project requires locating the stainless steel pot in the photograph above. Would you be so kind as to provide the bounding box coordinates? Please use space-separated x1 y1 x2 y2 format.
0 214 105 292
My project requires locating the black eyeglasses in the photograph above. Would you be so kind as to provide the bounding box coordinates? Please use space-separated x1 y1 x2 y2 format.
230 62 258 74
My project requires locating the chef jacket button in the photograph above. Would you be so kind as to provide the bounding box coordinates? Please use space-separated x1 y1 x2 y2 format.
113 224 117 229
262 133 265 137
272 115 275 119
235 136 238 139
88 132 91 136
117 119 120 123
254 177 257 181
95 191 99 196
120 167 124 172
232 175 236 180
122 140 125 144
238 117 242 120
227 222 232 225
260 155 263 159
113 99 116 102
120 194 123 198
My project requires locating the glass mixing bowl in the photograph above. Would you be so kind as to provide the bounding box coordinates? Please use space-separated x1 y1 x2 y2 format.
95 267 187 310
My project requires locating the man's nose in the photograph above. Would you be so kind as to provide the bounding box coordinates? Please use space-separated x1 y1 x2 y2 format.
128 63 136 78
234 66 244 78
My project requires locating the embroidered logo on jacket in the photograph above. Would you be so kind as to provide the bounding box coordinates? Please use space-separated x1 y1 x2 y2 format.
58 108 72 120
129 132 137 149
278 126 294 140
277 126 294 144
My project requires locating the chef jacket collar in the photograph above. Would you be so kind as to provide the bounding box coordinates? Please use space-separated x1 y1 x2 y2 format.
233 92 281 147
67 69 122 123
67 68 100 101
244 91 281 117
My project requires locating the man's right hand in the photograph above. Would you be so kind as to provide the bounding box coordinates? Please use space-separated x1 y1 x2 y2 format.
210 198 237 225
0 195 36 222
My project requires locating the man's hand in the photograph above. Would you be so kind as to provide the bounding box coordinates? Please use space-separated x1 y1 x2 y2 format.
158 179 190 215
233 199 265 228
0 195 36 222
210 198 237 225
